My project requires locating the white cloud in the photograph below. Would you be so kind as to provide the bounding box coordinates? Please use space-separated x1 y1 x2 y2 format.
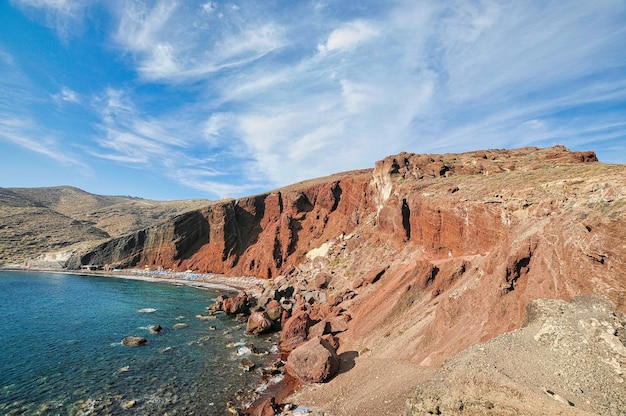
340 80 376 114
0 117 84 166
52 86 80 104
201 2 216 14
12 0 88 38
318 20 380 54
113 1 285 82
8 0 625 198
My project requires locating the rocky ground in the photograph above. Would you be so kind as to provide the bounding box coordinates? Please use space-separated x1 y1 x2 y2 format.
405 295 626 416
208 271 626 416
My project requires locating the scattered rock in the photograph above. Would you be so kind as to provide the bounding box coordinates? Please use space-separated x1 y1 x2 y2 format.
361 266 388 285
250 396 280 416
308 320 330 338
121 336 147 347
173 323 188 330
121 400 136 409
314 272 331 289
240 358 255 372
223 292 254 315
264 300 282 322
148 324 162 334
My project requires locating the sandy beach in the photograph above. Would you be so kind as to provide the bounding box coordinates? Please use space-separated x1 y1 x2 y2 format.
0 265 266 294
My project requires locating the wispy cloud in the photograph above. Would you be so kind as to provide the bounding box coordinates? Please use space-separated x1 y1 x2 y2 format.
0 48 84 166
52 86 80 104
90 87 264 198
4 0 626 198
11 0 88 38
0 117 85 166
112 1 285 82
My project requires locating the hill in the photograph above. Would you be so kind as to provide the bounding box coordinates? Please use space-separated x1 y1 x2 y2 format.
0 186 209 267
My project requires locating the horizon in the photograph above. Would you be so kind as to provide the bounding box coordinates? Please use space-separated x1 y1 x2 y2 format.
1 1 625 200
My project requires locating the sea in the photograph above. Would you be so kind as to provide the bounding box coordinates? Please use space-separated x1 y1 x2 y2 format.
0 271 274 415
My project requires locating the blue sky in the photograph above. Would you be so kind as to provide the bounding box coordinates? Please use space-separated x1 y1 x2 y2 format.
1 0 625 200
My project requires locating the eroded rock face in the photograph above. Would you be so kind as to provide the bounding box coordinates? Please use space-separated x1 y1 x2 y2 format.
286 336 340 383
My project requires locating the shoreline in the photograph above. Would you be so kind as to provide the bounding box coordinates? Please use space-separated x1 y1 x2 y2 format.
1 266 311 414
0 266 266 294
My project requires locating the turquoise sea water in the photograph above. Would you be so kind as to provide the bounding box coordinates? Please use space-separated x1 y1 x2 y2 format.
0 271 267 415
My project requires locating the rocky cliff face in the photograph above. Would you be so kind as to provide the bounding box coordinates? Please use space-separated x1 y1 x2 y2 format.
69 171 373 278
68 145 625 371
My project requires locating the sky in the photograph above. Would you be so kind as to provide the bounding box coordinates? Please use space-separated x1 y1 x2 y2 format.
0 0 625 201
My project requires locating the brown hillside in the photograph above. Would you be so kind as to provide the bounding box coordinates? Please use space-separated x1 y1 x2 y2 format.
0 186 209 266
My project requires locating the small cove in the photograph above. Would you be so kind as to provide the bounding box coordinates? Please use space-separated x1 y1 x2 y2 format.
0 271 271 415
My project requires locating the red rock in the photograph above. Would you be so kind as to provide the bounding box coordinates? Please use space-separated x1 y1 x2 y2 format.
250 396 278 416
246 311 273 335
321 334 340 350
222 293 253 315
265 300 282 322
309 320 330 338
361 266 388 285
327 315 349 334
67 145 625 378
314 272 331 289
286 337 339 383
281 311 312 351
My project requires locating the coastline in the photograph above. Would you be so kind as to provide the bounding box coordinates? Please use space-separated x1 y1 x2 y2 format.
0 266 266 294
1 266 318 414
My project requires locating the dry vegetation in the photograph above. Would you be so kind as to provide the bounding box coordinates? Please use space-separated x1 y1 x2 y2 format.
0 186 209 265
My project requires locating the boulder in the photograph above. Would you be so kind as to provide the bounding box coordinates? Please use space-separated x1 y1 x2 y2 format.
239 358 255 372
223 293 253 315
328 315 350 334
265 299 282 322
207 295 226 312
148 324 162 334
286 337 339 383
281 311 312 351
246 311 273 335
322 334 340 350
308 320 330 338
361 266 388 285
251 396 279 416
314 272 331 289
122 336 147 347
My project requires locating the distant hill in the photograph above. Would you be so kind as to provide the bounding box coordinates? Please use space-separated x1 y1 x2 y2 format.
0 186 209 267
